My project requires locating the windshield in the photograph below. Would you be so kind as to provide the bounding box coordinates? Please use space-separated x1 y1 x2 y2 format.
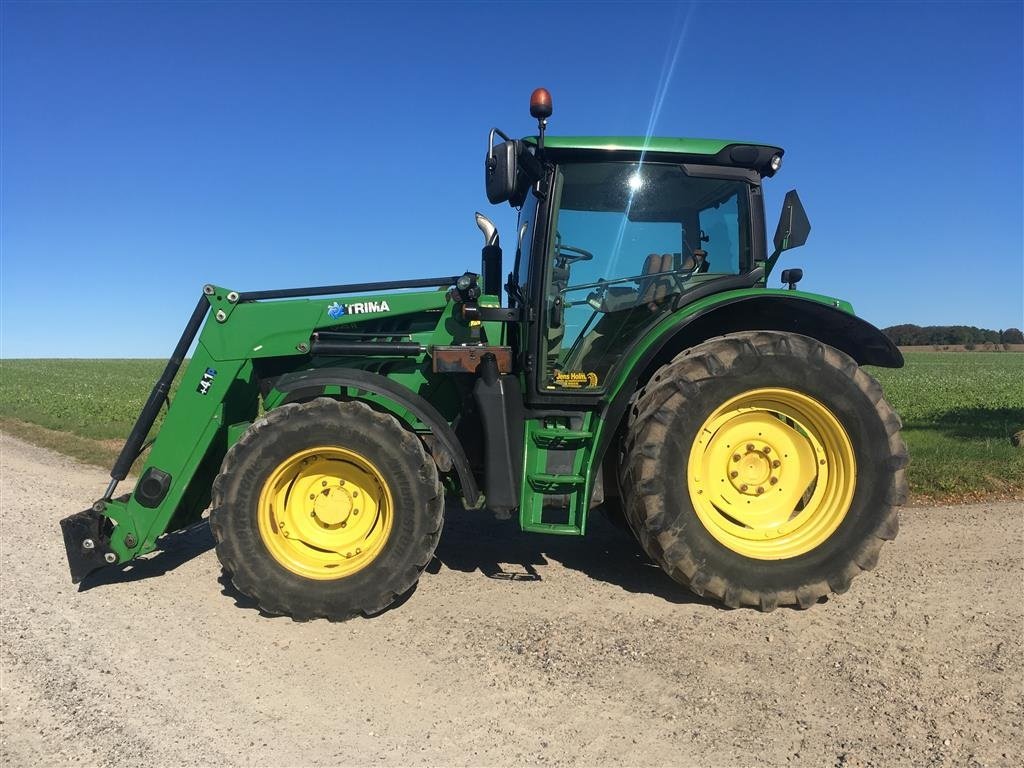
541 161 751 392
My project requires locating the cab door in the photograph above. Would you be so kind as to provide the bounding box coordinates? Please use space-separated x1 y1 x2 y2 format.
530 161 753 404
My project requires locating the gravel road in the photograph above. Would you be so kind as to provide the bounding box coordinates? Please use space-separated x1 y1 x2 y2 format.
1 432 1021 767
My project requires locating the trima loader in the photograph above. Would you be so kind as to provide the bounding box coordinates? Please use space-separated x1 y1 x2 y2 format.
62 89 907 619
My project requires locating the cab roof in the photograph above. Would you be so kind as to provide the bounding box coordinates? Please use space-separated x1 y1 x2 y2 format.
527 135 785 177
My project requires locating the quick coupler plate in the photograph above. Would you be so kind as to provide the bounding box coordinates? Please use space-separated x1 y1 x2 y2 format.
60 509 115 583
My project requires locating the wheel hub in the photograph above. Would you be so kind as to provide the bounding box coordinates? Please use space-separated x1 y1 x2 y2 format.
311 482 354 527
730 442 775 493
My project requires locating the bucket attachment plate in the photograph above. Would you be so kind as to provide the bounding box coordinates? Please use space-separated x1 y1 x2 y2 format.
60 509 115 583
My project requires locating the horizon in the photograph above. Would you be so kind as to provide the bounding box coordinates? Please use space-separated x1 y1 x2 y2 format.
5 325 1022 361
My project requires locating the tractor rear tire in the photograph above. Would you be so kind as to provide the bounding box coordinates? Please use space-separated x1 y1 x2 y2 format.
621 331 907 610
210 398 444 621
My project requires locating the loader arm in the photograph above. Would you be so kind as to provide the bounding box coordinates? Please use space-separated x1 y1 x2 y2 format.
61 276 466 583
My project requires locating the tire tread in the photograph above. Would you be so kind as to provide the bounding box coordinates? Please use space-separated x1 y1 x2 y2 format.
210 398 443 621
621 331 907 611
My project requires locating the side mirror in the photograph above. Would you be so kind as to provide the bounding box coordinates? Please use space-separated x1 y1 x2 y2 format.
773 190 811 253
780 267 803 290
485 131 542 206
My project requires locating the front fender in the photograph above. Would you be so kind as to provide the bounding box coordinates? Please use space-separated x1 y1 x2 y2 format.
265 368 481 508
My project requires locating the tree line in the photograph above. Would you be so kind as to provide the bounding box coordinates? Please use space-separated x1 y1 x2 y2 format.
883 324 1024 346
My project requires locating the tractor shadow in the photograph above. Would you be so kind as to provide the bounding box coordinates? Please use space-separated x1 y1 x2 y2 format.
75 518 416 619
214 571 421 621
433 500 721 608
919 405 1024 441
78 502 718 612
77 520 215 590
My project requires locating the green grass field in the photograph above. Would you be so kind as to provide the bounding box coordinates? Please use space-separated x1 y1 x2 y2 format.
1 353 1022 501
868 351 1023 500
0 359 170 470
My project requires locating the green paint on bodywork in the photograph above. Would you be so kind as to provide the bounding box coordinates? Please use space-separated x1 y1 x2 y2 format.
605 287 851 402
102 347 256 560
202 287 451 362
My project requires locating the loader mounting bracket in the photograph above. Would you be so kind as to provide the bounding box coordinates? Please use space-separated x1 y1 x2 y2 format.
60 509 115 583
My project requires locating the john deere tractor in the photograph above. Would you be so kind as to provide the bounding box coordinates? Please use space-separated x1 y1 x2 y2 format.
62 89 907 619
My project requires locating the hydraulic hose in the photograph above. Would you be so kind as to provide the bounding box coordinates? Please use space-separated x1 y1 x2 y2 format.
104 294 211 498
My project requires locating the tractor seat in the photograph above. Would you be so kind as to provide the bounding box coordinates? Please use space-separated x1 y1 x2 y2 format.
566 253 682 374
586 253 678 313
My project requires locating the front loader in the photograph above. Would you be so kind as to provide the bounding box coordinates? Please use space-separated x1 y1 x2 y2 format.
62 89 907 619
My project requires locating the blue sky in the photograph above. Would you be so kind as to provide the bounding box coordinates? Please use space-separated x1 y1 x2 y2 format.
2 0 1021 357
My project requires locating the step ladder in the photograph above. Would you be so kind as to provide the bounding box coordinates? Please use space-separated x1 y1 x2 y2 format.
520 419 595 535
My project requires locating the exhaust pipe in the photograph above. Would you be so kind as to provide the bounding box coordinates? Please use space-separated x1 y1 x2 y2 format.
475 213 502 296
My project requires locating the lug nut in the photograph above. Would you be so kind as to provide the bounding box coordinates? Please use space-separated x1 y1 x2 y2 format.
353 509 359 515
763 446 771 454
310 493 316 500
746 444 754 451
322 480 328 486
772 460 781 468
733 454 741 462
352 491 359 498
730 471 738 479
340 522 346 528
770 477 778 485
740 484 749 492
756 486 765 495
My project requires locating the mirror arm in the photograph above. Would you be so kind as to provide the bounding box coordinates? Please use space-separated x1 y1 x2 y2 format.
487 128 512 163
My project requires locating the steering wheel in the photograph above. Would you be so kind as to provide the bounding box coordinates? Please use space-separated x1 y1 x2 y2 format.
556 244 594 265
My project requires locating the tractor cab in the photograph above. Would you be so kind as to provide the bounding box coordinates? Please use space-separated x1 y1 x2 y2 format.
483 89 807 409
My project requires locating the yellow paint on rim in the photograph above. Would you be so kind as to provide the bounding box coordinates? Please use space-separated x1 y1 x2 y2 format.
687 387 856 560
257 446 393 579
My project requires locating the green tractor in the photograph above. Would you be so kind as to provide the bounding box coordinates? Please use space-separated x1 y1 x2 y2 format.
61 89 907 619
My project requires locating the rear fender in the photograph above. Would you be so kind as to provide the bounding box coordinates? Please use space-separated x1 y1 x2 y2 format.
589 293 901 504
639 294 902 373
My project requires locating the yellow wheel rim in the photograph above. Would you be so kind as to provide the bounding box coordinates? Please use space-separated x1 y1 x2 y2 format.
687 387 856 560
257 446 393 580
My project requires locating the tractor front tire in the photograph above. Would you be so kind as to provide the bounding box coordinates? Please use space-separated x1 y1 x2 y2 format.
210 398 443 621
622 331 907 610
